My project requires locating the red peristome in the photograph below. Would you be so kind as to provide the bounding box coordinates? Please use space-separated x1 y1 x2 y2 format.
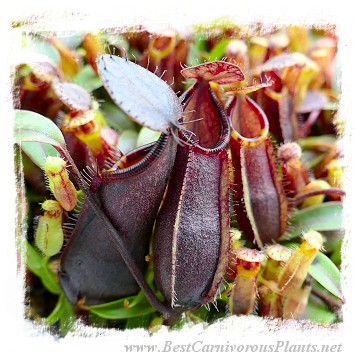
181 61 244 84
74 120 96 135
236 259 261 271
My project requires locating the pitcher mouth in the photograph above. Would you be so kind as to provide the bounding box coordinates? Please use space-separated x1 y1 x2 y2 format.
229 96 270 147
177 85 231 154
102 133 174 180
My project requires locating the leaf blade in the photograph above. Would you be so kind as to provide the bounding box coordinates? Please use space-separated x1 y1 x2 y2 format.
90 296 155 320
39 259 62 295
91 303 155 320
14 110 65 149
281 202 343 239
302 294 337 325
21 141 59 168
208 39 231 61
74 64 103 92
44 294 65 325
26 241 61 295
26 240 43 276
308 251 343 300
117 130 138 154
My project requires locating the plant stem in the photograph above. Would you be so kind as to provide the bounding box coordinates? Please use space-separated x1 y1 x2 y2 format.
290 188 345 206
311 286 344 308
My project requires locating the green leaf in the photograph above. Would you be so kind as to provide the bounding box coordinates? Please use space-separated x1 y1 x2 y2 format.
57 34 83 49
125 314 152 329
59 295 76 336
186 33 205 67
45 294 65 325
39 259 62 295
128 290 147 309
281 242 299 251
88 313 110 328
26 240 43 276
117 130 138 154
281 202 343 239
324 100 338 111
90 296 155 320
100 102 137 132
308 251 343 300
74 65 103 92
26 241 61 295
330 240 342 266
14 110 66 150
192 306 211 321
21 141 59 169
302 150 327 170
298 135 336 149
322 230 344 253
103 33 130 53
302 294 337 325
27 38 61 64
312 280 342 304
208 38 231 61
136 127 160 147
